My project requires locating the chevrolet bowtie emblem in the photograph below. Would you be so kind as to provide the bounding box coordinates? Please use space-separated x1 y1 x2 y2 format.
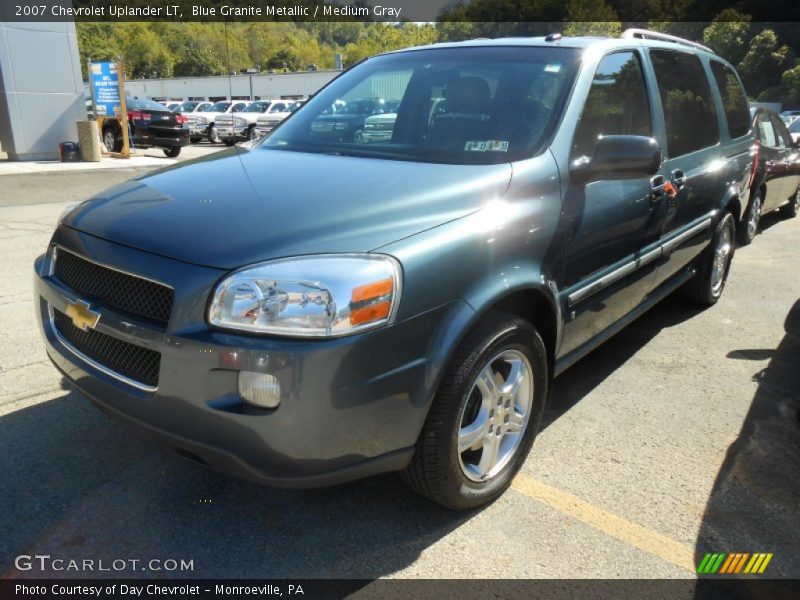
65 300 100 331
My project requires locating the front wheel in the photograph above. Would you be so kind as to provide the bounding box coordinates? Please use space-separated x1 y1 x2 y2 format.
207 125 220 144
681 212 736 306
102 127 122 152
163 146 181 158
401 312 548 510
189 136 202 144
781 186 800 218
246 126 258 141
223 140 236 147
737 191 762 245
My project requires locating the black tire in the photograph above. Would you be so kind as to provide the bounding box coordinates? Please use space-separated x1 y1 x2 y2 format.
246 126 258 141
207 125 220 144
189 136 202 144
781 186 800 218
737 190 762 245
681 212 736 306
102 127 122 153
401 312 548 510
163 146 181 158
223 139 236 147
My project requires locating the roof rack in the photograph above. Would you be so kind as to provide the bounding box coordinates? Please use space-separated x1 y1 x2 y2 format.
621 28 714 54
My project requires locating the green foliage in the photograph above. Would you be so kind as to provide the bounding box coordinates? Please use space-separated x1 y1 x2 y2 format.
563 0 621 37
737 29 795 100
702 10 751 67
75 11 800 107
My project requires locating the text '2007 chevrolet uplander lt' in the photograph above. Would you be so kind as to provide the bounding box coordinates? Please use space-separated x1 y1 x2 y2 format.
36 30 755 509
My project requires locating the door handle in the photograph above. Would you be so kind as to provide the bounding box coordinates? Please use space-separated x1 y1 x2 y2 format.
671 169 687 189
650 175 665 202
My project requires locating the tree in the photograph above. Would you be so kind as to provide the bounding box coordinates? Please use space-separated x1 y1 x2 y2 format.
738 29 795 99
778 63 800 106
702 10 751 67
266 49 302 72
173 48 221 77
563 0 622 37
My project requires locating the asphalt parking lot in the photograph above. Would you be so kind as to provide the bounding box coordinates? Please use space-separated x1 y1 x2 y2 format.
1 155 798 581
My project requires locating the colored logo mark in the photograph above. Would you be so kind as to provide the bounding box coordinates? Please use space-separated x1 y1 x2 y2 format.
697 553 773 574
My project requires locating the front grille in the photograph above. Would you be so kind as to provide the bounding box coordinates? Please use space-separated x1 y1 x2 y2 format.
53 248 173 327
53 308 161 388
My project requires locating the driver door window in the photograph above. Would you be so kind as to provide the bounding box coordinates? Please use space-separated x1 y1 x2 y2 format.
571 52 652 159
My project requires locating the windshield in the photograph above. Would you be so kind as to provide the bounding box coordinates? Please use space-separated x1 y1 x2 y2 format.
176 101 199 112
210 101 232 112
127 98 169 111
259 47 581 164
789 119 800 133
244 102 272 113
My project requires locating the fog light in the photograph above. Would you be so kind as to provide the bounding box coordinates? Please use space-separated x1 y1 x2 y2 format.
238 371 281 408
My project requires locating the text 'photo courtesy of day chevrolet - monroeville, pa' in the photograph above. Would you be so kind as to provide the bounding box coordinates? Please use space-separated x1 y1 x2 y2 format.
1 1 800 599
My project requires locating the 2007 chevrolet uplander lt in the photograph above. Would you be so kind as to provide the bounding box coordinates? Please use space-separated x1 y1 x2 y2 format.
35 30 759 509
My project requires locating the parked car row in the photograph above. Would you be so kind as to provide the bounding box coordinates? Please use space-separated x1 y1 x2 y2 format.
217 100 305 145
167 98 306 144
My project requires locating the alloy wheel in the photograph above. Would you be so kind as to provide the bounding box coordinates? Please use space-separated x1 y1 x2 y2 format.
747 195 762 240
458 349 533 482
103 130 116 151
711 220 733 295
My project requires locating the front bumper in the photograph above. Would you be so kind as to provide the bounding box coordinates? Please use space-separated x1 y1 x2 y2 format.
363 130 392 143
217 125 249 141
255 123 277 137
133 126 190 149
34 230 455 487
189 125 209 136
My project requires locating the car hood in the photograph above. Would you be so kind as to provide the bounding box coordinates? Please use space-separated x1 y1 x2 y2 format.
64 147 512 270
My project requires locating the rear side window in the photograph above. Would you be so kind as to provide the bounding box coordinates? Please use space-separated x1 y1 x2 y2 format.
571 52 651 159
756 113 778 147
650 50 719 157
709 61 750 139
770 114 793 148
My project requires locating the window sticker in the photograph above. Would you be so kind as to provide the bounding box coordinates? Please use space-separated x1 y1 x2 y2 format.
544 63 562 73
464 140 509 152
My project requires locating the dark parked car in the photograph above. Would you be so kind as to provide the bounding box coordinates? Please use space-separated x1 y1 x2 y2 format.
37 31 754 509
310 98 398 143
738 108 800 243
788 117 800 144
102 98 190 158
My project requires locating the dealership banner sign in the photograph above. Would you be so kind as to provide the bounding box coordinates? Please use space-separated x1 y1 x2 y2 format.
89 61 121 118
5 0 800 23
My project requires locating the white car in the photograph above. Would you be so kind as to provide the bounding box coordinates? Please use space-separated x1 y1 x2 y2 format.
186 100 251 144
255 100 305 137
788 117 800 144
363 112 397 143
215 100 278 145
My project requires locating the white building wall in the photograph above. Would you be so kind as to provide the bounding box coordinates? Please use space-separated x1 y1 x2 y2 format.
124 70 342 101
0 15 85 160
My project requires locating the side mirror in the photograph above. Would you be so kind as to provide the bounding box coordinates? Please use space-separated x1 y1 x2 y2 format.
570 135 662 182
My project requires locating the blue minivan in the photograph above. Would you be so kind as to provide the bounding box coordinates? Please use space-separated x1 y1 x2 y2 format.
36 30 759 509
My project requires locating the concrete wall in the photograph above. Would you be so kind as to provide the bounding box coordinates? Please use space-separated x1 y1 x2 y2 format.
0 15 85 161
123 70 341 101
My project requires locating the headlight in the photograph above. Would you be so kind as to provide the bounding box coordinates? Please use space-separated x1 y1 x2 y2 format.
234 117 246 126
208 254 402 337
